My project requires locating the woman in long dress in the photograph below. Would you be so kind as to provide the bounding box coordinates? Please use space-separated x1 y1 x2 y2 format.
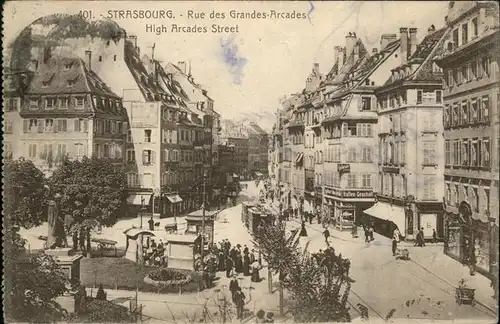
243 253 251 276
251 261 260 282
299 221 308 237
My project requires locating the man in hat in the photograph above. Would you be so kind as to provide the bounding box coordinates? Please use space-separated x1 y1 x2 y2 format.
229 275 240 302
225 256 234 278
234 287 246 319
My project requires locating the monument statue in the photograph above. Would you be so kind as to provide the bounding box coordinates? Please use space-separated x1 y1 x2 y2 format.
46 193 68 249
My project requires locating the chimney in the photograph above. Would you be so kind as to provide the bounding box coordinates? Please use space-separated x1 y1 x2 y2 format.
428 24 436 34
129 35 138 48
400 27 409 64
178 61 187 74
313 63 320 75
345 32 357 56
85 50 92 70
409 28 418 56
31 59 39 71
380 34 397 50
353 42 359 62
372 48 378 54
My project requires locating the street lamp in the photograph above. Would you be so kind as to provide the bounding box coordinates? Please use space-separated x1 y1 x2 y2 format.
140 196 145 229
200 168 208 273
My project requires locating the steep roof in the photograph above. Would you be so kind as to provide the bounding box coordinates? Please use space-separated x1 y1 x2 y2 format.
27 56 119 98
325 38 369 87
382 27 448 87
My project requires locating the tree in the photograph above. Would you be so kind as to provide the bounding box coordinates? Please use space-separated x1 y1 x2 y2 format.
285 249 352 322
252 222 301 315
3 158 48 228
48 157 127 252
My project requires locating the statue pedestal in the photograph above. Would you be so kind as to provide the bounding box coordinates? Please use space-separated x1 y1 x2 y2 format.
45 248 83 292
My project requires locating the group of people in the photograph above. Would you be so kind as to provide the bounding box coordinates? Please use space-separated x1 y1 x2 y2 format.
362 224 375 243
143 238 167 266
312 246 351 279
211 240 262 282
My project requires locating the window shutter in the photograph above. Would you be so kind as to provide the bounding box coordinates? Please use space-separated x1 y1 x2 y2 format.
356 124 362 136
23 120 28 133
74 119 80 132
152 151 156 164
371 97 376 110
357 98 362 111
53 120 58 133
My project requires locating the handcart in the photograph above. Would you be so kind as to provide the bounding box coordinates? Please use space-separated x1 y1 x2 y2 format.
455 279 475 305
395 248 410 260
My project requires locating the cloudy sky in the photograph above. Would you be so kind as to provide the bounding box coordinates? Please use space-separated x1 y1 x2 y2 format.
4 1 448 131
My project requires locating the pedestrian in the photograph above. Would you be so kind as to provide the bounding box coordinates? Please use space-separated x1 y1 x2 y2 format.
432 229 438 243
218 251 225 272
369 225 374 241
419 228 426 247
235 252 243 274
234 287 246 319
352 225 358 238
323 228 330 243
243 245 249 255
299 220 308 237
264 312 275 323
250 249 256 264
251 260 261 282
243 252 251 276
225 256 234 278
392 238 398 256
148 217 154 231
393 228 400 242
96 284 106 300
229 275 240 301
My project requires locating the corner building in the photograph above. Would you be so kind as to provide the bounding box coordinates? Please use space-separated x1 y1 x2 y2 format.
434 1 499 279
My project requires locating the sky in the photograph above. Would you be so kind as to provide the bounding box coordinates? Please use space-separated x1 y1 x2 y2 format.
3 1 448 132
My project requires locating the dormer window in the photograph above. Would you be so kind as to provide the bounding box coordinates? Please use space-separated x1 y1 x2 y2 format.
75 96 85 109
64 62 73 70
114 55 117 61
67 79 77 87
29 98 40 109
45 98 56 109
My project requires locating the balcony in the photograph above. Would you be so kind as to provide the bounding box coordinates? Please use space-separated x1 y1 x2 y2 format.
287 120 305 129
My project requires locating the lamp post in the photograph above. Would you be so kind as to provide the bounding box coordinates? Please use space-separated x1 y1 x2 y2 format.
140 196 145 229
200 168 208 273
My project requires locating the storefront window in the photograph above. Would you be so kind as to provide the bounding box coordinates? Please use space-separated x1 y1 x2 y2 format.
474 230 490 272
447 225 461 259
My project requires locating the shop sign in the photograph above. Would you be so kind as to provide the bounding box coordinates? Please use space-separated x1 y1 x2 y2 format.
338 164 350 173
324 187 374 199
382 166 400 174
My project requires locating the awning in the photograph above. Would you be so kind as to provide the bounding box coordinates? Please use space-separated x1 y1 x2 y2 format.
166 194 183 203
364 202 406 232
127 194 151 205
255 172 263 177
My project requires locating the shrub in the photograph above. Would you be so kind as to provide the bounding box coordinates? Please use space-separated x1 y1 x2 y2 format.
67 298 134 323
145 268 192 287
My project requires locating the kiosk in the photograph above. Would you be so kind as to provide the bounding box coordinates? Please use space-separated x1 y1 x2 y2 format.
165 234 202 271
185 209 218 247
123 228 156 263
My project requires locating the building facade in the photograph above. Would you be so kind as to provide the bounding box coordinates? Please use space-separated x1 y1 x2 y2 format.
374 25 448 240
247 122 269 178
18 55 126 177
434 0 499 279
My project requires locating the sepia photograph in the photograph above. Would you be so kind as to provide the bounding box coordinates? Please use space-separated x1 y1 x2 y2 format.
2 1 499 323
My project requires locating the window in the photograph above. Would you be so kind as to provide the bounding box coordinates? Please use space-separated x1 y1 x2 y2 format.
423 175 436 200
445 141 451 165
361 147 372 162
4 120 13 133
127 173 140 187
59 97 69 109
447 69 454 87
347 147 357 162
45 98 56 109
423 141 436 165
436 90 442 104
471 139 479 167
462 140 469 166
461 23 468 45
452 28 459 46
347 174 357 188
142 150 154 165
361 174 372 188
57 119 67 132
481 96 489 122
471 99 479 123
126 149 135 163
417 90 422 104
444 105 450 127
127 130 132 143
144 129 152 142
98 55 102 62
56 144 67 162
361 97 371 111
472 17 478 37
29 98 39 109
75 96 85 108
481 56 490 77
44 119 54 132
462 65 469 82
461 101 468 125
67 79 76 87
28 144 37 158
481 138 490 167
455 67 462 84
113 55 117 61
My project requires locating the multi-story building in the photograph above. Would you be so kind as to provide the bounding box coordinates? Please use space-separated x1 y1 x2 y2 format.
3 68 32 161
247 122 269 178
221 120 250 178
19 55 126 177
374 25 448 240
434 0 499 279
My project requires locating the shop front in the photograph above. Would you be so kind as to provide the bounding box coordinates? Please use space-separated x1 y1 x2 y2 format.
444 201 495 278
162 194 183 219
126 192 152 219
363 201 406 238
323 186 375 231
